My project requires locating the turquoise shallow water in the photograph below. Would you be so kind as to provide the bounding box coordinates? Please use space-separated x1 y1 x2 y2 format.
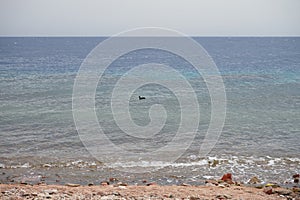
0 37 299 185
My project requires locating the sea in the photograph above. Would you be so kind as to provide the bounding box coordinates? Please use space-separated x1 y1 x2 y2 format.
0 37 299 186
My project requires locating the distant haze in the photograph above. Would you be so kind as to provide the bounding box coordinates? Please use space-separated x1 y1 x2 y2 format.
0 0 299 36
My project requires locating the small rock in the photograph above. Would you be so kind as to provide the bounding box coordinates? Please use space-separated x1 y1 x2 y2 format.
234 181 243 186
190 197 201 200
255 185 264 189
117 182 127 186
100 181 109 186
293 174 300 179
293 174 299 184
146 182 157 186
263 186 273 195
21 192 30 197
31 192 38 196
44 189 58 195
205 179 218 186
292 187 300 193
181 183 191 186
88 183 94 186
248 176 261 184
216 194 232 199
65 183 80 187
112 191 120 196
275 188 292 196
221 173 234 184
109 177 118 182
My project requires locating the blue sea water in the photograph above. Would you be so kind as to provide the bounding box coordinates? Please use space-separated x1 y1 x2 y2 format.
0 37 299 185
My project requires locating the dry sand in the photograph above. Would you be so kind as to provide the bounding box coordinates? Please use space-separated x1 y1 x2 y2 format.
1 183 299 200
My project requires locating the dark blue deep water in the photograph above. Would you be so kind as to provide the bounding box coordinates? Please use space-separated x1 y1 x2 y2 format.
0 37 299 185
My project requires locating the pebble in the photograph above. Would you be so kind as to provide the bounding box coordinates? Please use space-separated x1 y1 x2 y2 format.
109 177 118 182
181 183 191 186
117 182 128 186
101 181 109 186
65 183 80 187
31 192 38 196
263 186 273 195
205 179 218 186
293 174 300 184
146 182 157 186
44 189 58 194
216 194 232 199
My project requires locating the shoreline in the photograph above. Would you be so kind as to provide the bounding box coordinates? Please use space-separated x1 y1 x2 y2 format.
1 177 299 200
1 183 299 200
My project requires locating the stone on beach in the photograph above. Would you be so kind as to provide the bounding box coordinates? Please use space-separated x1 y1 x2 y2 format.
293 174 300 183
65 183 80 187
263 186 273 195
221 173 234 184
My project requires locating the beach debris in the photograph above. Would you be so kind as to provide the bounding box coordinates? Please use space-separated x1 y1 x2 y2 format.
293 174 299 183
248 176 261 184
265 183 279 188
65 183 80 187
221 173 234 184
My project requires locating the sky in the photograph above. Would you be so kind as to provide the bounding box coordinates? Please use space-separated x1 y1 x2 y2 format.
0 0 299 36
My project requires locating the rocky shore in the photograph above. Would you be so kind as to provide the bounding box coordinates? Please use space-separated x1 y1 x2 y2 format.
1 173 299 200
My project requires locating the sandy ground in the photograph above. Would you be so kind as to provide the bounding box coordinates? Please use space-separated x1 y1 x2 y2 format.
1 183 299 200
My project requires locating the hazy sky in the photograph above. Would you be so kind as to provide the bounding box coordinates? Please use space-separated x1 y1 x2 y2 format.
0 0 299 36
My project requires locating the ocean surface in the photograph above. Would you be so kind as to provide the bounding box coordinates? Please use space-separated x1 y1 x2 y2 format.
0 37 299 185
